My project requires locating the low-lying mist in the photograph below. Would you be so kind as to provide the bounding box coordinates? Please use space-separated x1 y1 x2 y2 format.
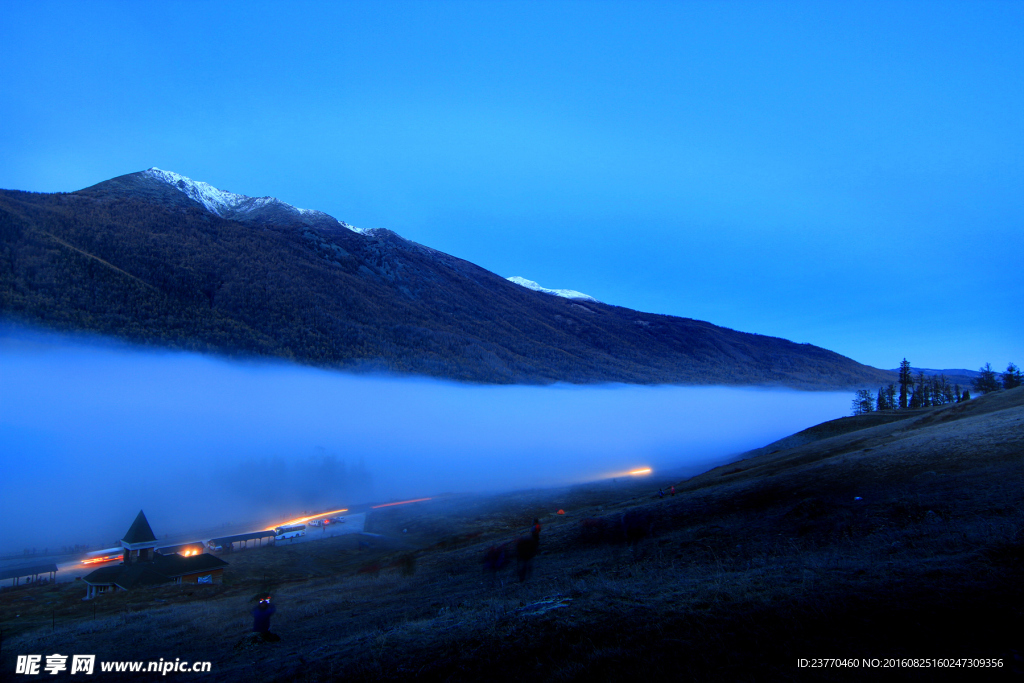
0 326 853 555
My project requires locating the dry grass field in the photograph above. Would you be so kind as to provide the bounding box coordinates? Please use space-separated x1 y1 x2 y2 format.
3 388 1022 681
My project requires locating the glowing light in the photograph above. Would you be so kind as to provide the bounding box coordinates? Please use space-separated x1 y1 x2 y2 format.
81 554 122 565
371 497 432 509
629 468 653 476
265 508 349 530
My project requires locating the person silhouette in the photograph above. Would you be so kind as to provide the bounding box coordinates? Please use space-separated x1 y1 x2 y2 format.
252 595 280 641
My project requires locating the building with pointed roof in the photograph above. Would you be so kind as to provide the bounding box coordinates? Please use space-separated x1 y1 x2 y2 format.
83 510 227 599
120 510 159 564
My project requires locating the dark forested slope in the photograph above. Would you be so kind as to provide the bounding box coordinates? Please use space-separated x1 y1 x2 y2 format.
0 171 893 387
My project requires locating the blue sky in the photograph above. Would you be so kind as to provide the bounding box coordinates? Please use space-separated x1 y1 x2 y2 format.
1 1 1020 371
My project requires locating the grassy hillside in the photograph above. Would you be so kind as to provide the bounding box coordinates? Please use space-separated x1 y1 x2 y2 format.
0 180 893 388
3 388 1021 680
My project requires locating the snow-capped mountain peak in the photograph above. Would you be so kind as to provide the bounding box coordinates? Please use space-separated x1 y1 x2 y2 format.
144 168 255 217
143 168 365 234
506 276 599 303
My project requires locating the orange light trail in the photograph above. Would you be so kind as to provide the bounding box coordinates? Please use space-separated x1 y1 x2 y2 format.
371 497 432 509
81 555 122 565
629 468 653 476
265 508 349 530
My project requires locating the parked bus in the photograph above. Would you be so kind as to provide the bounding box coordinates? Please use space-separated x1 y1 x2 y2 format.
274 525 305 540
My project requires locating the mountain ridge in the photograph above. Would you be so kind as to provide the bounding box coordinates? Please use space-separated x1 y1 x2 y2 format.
0 169 895 388
142 167 362 231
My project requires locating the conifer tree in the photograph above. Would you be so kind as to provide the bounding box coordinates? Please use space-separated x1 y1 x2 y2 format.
898 358 912 409
973 363 1001 394
1002 362 1022 389
942 376 955 404
910 370 928 408
852 389 874 415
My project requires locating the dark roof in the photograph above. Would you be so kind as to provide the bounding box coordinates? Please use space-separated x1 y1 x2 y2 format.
114 564 172 590
153 553 227 577
83 565 127 585
156 543 205 555
0 563 58 580
122 510 158 544
83 553 228 587
209 531 277 545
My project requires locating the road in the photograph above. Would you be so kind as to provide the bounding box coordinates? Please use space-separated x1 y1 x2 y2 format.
256 512 366 548
2 513 368 585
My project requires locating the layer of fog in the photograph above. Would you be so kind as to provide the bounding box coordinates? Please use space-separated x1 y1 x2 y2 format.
0 327 853 555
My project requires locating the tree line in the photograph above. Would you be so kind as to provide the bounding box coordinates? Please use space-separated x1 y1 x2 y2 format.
852 359 1022 415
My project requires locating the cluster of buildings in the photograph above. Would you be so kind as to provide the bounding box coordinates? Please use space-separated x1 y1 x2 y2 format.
83 511 228 600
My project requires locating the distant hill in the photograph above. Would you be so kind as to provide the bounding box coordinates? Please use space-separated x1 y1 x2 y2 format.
889 366 981 390
0 169 895 388
896 367 980 378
